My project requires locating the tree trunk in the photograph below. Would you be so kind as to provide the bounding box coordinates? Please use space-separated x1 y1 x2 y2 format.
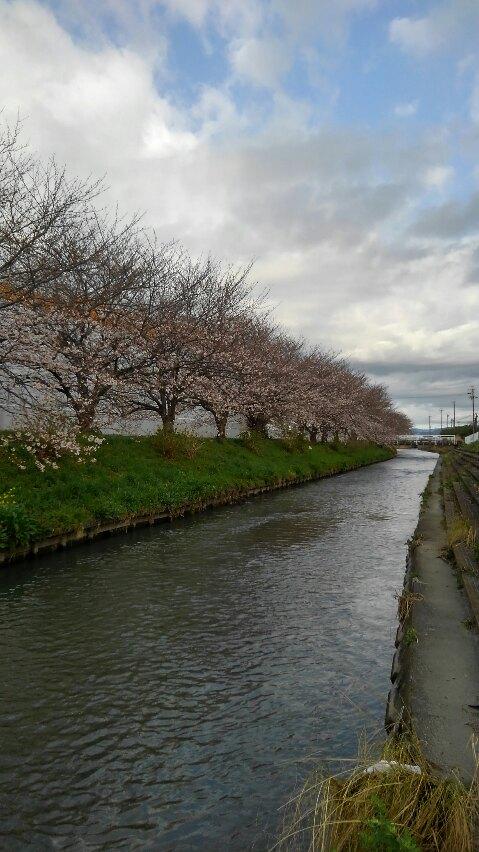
214 412 228 441
160 412 176 432
76 406 95 433
308 427 318 445
159 394 176 432
246 415 268 438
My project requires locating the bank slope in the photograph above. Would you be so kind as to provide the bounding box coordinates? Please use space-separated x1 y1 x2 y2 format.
0 435 394 561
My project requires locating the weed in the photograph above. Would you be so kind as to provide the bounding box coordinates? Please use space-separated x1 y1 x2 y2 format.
359 796 419 850
278 731 478 851
0 490 37 551
447 517 476 549
441 544 455 562
420 479 432 511
462 618 476 631
404 626 418 646
151 428 199 460
279 431 310 454
238 430 264 454
396 590 423 623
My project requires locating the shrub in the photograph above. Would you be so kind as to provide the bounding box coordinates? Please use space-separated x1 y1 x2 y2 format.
279 431 311 454
0 490 36 551
151 428 199 460
1 408 103 472
238 430 265 454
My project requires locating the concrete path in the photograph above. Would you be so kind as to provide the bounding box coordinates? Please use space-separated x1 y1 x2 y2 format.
407 458 479 783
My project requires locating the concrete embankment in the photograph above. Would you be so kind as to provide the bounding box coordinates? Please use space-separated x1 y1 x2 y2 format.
387 454 479 783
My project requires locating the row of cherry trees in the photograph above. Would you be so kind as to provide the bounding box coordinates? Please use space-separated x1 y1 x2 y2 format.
0 123 411 447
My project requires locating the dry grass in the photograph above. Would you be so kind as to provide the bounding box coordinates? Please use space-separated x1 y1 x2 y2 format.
396 590 424 623
447 517 476 549
277 733 478 851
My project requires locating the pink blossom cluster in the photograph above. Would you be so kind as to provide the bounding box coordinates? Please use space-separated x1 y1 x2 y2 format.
1 404 103 471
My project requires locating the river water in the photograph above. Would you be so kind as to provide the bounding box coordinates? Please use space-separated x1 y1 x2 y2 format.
0 449 436 850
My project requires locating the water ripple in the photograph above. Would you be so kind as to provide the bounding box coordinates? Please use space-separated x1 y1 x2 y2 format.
0 450 436 850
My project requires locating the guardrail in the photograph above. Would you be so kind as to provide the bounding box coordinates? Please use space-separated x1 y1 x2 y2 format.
397 435 458 445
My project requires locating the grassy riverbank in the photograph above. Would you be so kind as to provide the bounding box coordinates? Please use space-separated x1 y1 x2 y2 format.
0 434 393 555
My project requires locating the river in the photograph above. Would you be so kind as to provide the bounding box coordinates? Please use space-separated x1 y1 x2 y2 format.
0 449 437 850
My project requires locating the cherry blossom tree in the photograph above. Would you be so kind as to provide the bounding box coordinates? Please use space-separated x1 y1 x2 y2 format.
2 215 154 431
123 255 257 433
0 121 412 449
0 120 102 308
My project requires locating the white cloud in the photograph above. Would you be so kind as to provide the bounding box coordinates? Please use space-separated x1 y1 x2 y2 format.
388 3 479 129
0 0 195 164
161 0 211 27
160 0 263 36
389 3 479 60
229 36 292 88
389 16 444 56
423 165 454 189
273 0 378 45
394 101 418 118
191 86 241 138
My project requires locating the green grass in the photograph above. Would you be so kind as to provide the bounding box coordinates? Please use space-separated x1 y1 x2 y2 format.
462 441 479 453
0 434 394 552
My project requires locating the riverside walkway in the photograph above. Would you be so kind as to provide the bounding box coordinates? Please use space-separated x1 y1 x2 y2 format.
405 459 479 782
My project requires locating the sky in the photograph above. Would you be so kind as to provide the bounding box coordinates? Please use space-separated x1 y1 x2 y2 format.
1 0 479 428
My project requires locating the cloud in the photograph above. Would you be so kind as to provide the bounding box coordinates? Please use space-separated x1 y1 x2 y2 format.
394 101 418 118
1 0 479 427
273 0 378 45
389 2 479 59
413 195 479 238
158 0 381 46
389 16 444 56
355 359 479 429
229 36 292 88
423 165 454 189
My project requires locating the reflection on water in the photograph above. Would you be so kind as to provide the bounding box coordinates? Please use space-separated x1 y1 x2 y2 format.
0 450 436 850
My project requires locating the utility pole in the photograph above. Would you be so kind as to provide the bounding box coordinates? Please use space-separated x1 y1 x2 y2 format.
468 386 477 435
440 408 443 433
428 415 431 438
447 413 449 430
453 401 456 429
